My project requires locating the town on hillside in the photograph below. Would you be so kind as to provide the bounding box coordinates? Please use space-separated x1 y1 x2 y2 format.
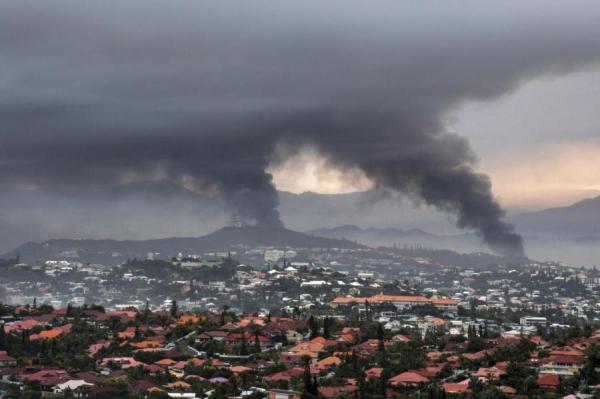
1 245 600 398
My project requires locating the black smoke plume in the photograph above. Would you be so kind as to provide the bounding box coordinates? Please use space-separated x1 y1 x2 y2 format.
273 109 524 256
2 1 600 255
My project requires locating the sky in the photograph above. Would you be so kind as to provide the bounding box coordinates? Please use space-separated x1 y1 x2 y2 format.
2 0 600 254
272 65 600 210
456 65 600 210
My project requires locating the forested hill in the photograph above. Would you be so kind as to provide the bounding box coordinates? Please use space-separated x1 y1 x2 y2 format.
3 226 364 264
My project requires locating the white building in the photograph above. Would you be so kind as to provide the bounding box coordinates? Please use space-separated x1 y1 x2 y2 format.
53 380 93 393
519 316 547 327
264 250 285 262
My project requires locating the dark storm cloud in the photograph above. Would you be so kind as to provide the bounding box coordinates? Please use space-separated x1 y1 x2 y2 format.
2 0 600 254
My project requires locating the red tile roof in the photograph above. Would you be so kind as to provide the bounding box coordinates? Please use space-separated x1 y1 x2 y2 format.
541 356 585 365
389 371 429 386
442 383 470 393
318 385 358 398
537 374 560 388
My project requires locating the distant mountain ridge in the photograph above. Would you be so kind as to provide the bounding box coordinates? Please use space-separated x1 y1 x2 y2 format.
307 224 434 240
4 226 364 264
309 224 433 237
4 179 600 266
0 181 457 254
307 224 483 253
515 195 600 237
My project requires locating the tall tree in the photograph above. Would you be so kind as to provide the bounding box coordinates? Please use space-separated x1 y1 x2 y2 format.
143 299 150 324
377 323 385 352
303 357 317 397
0 325 5 351
380 367 391 398
377 323 388 368
220 305 230 325
358 368 368 399
323 317 331 339
308 315 319 339
170 300 178 318
240 333 248 356
254 331 261 353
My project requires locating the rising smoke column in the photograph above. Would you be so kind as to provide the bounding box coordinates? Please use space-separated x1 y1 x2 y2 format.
2 1 600 254
274 109 523 256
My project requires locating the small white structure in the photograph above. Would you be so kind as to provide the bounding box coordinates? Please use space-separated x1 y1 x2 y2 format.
264 250 285 262
520 316 547 327
53 379 93 393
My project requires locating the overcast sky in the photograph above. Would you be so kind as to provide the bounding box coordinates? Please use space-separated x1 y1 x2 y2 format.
456 65 600 209
274 64 600 210
2 0 600 250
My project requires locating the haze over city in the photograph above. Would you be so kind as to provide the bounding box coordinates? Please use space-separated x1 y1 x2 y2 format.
1 0 600 266
4 2 600 399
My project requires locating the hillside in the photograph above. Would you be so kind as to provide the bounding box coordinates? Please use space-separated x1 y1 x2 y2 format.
4 226 364 264
307 225 483 253
0 182 456 254
515 196 600 237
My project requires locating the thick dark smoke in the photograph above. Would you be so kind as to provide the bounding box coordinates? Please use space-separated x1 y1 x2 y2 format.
274 110 524 255
2 1 600 255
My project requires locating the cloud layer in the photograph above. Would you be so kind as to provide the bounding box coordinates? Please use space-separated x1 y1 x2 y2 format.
2 1 600 254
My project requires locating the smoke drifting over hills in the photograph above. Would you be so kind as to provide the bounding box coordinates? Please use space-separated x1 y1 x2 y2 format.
2 1 600 255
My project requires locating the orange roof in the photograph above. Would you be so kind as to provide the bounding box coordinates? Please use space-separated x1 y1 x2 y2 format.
427 317 446 326
30 324 72 340
317 356 342 368
177 315 200 325
88 340 111 356
369 294 430 303
475 367 505 380
431 298 458 305
99 356 141 369
319 385 358 397
501 386 517 394
155 358 177 366
118 326 137 339
537 373 560 387
332 294 432 305
426 351 451 361
164 381 191 390
331 297 369 305
291 341 325 354
365 367 383 380
530 336 549 346
494 361 510 372
443 383 470 393
391 334 411 343
337 334 355 343
4 319 41 332
289 349 319 358
230 365 253 373
237 317 266 328
129 340 161 349
389 371 429 386
462 349 494 361
172 361 188 370
38 329 64 339
549 347 585 357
